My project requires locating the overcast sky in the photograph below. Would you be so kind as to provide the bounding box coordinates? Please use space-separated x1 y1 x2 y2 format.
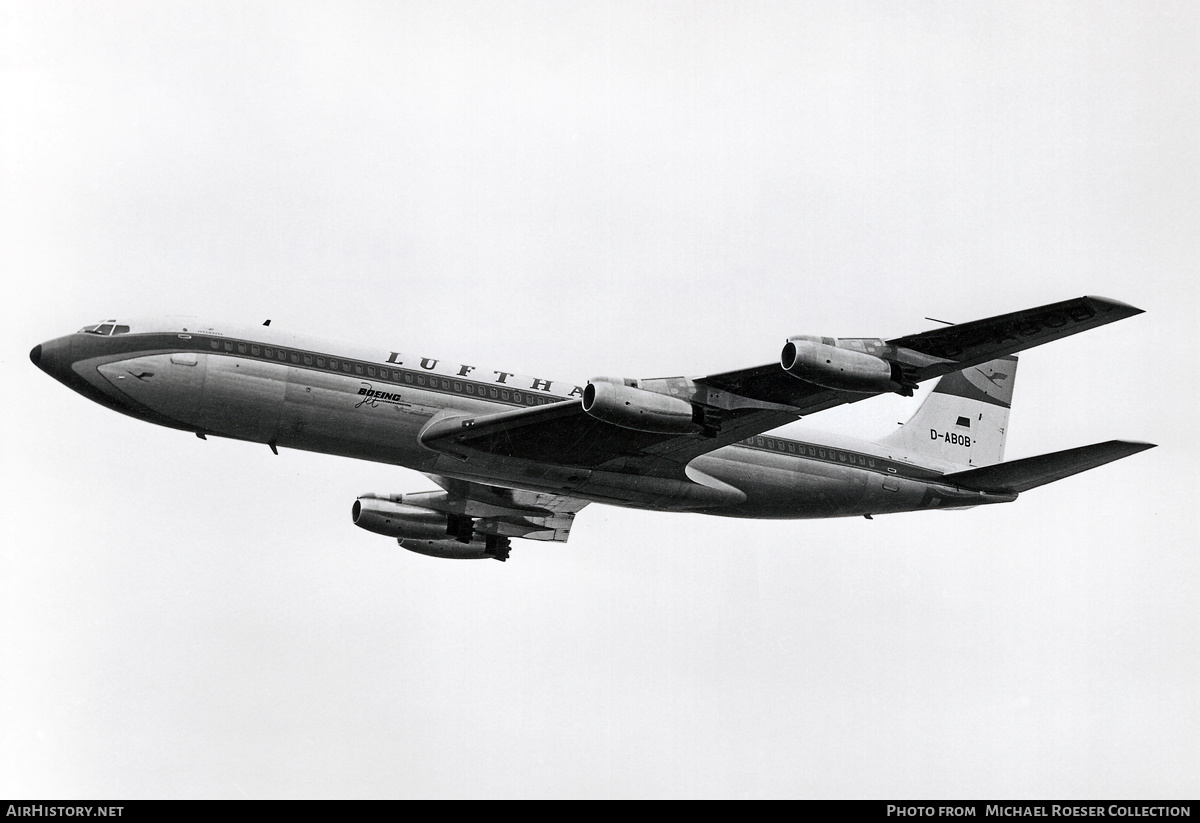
2 0 1197 799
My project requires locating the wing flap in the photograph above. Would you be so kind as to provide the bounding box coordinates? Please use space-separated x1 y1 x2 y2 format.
940 440 1155 493
697 363 836 408
418 399 681 465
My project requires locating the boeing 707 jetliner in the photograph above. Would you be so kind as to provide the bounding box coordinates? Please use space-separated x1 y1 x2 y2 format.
31 296 1153 561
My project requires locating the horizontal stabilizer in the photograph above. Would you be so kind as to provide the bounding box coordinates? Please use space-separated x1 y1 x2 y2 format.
940 440 1155 493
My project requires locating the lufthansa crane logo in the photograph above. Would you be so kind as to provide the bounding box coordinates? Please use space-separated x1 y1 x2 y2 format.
974 368 1010 388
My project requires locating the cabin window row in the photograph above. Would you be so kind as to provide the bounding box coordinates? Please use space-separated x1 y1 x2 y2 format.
395 372 552 406
207 338 557 406
746 436 876 468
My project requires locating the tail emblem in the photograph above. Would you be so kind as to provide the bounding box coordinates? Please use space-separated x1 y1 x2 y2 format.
975 368 1009 387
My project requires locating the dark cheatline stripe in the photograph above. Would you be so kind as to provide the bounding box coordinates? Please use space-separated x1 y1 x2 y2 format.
75 331 957 483
737 436 943 482
191 334 571 408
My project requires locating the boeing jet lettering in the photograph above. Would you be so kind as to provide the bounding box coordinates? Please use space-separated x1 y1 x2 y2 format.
30 296 1154 561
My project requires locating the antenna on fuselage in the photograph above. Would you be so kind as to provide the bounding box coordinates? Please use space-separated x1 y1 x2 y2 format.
263 319 271 326
925 317 955 326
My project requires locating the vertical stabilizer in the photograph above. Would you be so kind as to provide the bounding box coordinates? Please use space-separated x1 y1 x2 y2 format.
876 356 1017 469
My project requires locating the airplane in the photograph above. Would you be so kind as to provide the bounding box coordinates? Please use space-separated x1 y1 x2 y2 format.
30 295 1154 561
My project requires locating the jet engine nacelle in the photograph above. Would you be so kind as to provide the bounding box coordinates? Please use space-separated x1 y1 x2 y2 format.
352 497 449 540
781 337 912 395
582 378 699 433
397 536 510 561
352 497 511 560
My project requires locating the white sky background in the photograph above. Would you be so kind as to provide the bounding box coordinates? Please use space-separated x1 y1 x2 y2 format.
2 0 1197 799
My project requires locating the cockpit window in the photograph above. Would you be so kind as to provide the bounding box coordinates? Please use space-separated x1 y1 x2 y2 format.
78 321 131 336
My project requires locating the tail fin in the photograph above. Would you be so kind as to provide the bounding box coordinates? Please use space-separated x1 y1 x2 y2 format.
940 440 1155 493
876 355 1017 469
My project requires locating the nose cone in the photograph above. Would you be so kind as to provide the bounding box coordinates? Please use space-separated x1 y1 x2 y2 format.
30 332 153 420
30 336 73 383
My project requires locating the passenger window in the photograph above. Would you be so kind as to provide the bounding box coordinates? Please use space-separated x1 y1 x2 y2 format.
316 357 324 367
238 344 247 354
252 346 260 355
367 367 375 376
290 353 300 363
211 341 221 350
303 355 313 365
355 365 363 374
342 362 350 372
224 342 234 352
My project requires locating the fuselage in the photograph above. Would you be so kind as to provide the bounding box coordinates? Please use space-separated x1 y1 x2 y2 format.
30 317 1015 520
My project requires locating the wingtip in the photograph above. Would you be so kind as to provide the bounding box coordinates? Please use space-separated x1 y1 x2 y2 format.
1107 439 1157 455
1084 295 1145 316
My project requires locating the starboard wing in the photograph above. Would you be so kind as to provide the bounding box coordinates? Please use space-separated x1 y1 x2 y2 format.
418 296 1143 476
